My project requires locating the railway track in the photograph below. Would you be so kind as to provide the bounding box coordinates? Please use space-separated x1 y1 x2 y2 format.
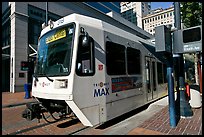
2 105 94 135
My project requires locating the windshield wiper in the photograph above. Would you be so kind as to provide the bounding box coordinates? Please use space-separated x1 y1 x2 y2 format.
45 74 54 82
33 74 39 82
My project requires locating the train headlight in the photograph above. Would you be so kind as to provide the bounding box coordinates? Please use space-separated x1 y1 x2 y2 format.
54 79 68 89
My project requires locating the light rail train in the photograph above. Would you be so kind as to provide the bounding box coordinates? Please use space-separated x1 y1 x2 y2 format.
22 13 168 127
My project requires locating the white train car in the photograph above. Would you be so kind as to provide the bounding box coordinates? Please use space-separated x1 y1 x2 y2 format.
22 13 168 127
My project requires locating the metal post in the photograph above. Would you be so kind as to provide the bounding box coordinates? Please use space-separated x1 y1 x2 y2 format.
184 56 187 80
46 2 48 26
167 53 177 127
198 53 202 94
174 2 193 118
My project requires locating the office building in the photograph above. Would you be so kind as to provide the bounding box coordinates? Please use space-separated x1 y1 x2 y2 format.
85 2 120 13
142 6 174 35
120 2 151 29
2 2 152 93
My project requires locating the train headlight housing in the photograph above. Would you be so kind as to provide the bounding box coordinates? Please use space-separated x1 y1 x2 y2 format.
54 79 68 89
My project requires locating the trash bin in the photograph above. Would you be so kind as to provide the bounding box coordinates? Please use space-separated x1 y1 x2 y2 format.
189 85 202 108
24 83 31 99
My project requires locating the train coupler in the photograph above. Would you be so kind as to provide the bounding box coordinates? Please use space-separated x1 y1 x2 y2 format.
22 102 43 121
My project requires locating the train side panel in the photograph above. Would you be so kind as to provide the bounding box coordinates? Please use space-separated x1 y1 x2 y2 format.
68 18 168 126
103 31 146 121
67 23 107 126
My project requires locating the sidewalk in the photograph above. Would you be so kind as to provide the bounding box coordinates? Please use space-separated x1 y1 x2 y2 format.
127 93 202 135
128 105 202 135
2 91 202 135
2 91 36 108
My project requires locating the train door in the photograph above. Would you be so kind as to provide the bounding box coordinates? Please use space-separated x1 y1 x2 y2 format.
145 56 157 101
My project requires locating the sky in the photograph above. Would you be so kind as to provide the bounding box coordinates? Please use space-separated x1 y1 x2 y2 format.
151 2 173 10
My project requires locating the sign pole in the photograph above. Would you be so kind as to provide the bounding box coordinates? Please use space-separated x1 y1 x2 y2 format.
155 24 177 128
167 53 177 127
173 2 193 118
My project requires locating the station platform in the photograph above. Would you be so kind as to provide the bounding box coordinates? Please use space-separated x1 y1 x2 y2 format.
2 91 202 135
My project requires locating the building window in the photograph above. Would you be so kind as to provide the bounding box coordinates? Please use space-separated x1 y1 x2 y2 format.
28 5 61 45
28 18 43 45
2 6 11 47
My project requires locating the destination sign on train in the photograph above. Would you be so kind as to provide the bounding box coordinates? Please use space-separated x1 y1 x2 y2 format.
46 29 66 44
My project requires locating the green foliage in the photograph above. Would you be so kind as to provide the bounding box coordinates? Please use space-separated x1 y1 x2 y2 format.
180 2 202 28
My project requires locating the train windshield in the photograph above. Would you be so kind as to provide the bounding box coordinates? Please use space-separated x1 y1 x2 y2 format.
35 23 75 77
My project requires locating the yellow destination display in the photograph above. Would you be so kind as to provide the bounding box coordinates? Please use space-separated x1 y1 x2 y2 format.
46 29 66 44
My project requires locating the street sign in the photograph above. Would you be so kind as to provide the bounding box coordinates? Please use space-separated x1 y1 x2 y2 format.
173 25 202 53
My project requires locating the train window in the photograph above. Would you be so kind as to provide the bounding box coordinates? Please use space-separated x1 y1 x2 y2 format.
146 61 151 92
157 62 167 84
152 61 156 91
163 64 167 83
157 62 163 84
76 36 95 76
106 41 126 75
127 47 141 75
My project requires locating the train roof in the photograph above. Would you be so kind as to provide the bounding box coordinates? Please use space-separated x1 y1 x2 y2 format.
40 13 166 63
41 13 153 44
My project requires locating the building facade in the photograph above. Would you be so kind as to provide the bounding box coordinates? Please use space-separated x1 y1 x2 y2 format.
2 2 151 93
84 2 120 13
142 6 174 36
120 2 151 29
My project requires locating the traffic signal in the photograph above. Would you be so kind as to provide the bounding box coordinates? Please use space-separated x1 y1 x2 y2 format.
21 61 29 71
173 25 202 53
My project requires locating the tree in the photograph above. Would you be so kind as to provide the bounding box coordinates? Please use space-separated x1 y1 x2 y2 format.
180 2 202 28
180 2 202 84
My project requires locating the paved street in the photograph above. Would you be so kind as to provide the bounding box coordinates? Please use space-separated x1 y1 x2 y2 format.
2 105 87 135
